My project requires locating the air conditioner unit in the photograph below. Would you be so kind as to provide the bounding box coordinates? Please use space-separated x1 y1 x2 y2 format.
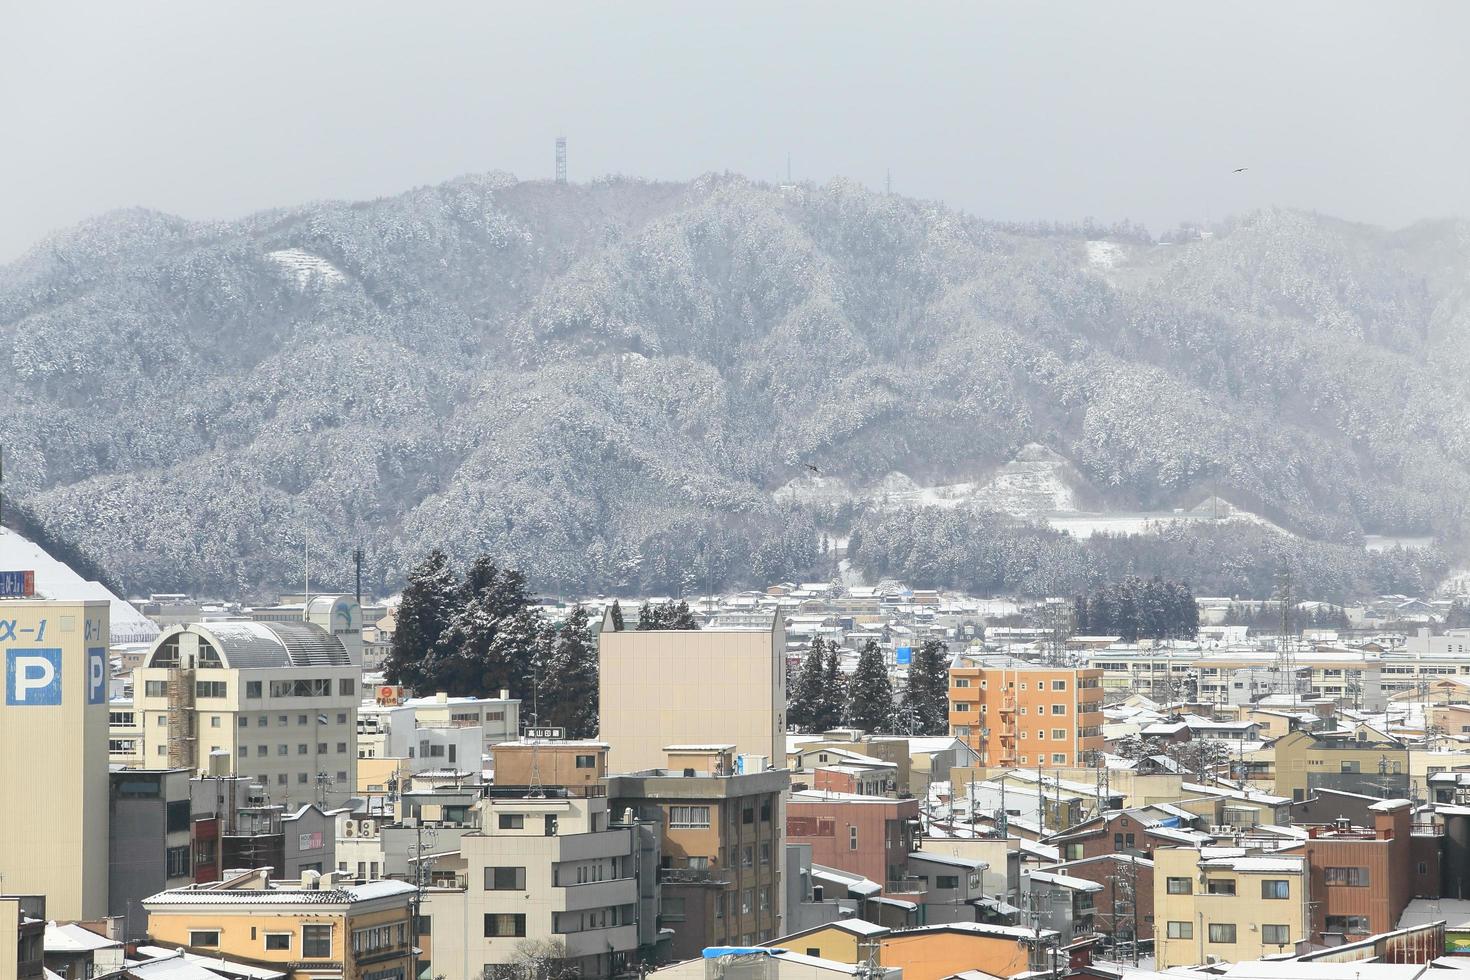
1210 824 1232 835
359 819 376 836
342 820 357 838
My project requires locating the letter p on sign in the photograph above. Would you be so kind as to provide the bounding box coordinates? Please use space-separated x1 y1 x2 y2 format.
7 649 62 705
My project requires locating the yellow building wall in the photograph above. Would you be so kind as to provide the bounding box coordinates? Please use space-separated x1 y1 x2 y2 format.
0 600 111 920
1153 848 1307 969
773 927 871 964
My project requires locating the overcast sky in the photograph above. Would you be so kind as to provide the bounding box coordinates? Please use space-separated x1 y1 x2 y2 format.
3 2 1468 262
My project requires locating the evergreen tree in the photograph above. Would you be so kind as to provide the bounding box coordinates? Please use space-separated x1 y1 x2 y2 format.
384 548 459 691
900 639 950 735
538 606 600 738
1073 595 1090 634
609 599 625 631
1090 589 1117 635
847 640 894 733
636 599 701 630
788 637 828 732
1115 585 1139 643
818 642 847 731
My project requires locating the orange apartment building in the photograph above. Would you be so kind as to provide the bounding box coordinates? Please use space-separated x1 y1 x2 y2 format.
947 656 1104 768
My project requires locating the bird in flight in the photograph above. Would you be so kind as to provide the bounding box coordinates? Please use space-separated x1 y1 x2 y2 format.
804 463 820 475
1232 167 1248 173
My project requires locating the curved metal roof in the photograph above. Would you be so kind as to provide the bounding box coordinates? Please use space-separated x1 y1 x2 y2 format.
148 621 350 669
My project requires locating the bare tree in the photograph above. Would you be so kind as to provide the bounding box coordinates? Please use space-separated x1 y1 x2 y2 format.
484 939 579 980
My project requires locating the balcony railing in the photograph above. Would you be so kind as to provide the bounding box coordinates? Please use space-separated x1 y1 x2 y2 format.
659 867 732 885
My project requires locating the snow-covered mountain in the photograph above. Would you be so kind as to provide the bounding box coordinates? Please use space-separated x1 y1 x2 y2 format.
2 174 1468 597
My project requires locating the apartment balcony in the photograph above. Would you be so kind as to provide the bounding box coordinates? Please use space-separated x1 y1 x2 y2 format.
555 827 633 862
558 877 638 911
562 923 638 959
659 867 732 886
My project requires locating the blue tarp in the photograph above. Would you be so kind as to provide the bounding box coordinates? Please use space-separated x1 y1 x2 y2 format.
1157 816 1181 828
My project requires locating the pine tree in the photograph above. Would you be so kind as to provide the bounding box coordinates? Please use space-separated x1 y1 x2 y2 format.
635 599 701 630
384 548 458 691
539 606 599 738
818 642 847 731
609 600 625 632
847 640 894 734
1073 595 1090 634
901 639 951 735
789 637 828 732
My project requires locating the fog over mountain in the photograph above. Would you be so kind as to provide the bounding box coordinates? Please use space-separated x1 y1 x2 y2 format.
2 173 1465 599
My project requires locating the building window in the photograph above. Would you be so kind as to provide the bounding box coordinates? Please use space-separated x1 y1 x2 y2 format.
714 893 724 919
935 875 959 890
759 887 771 911
166 845 191 878
1326 915 1370 935
195 681 227 699
298 714 309 725
318 742 328 753
189 930 220 948
760 842 772 866
1052 680 1066 690
741 889 753 915
1052 753 1066 764
760 798 772 822
953 702 971 712
156 716 167 726
742 803 755 825
1261 879 1290 899
245 681 262 699
575 755 596 769
1208 923 1237 944
415 916 431 937
1262 924 1291 945
145 680 168 698
669 806 710 828
486 867 526 890
850 826 858 850
1052 704 1066 715
1206 880 1236 895
1052 729 1066 740
1324 867 1369 886
1167 921 1192 939
484 914 526 938
741 846 754 868
166 799 191 833
337 742 347 753
298 744 308 755
264 934 291 951
339 679 354 696
1166 877 1190 895
302 924 332 958
298 773 309 784
498 814 525 830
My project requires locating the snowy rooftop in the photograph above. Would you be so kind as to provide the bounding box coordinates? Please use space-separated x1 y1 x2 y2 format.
0 526 159 644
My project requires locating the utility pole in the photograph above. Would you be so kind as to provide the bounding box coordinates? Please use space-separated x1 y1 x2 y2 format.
353 546 364 605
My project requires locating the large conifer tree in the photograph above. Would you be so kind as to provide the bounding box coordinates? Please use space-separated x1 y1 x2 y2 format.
788 637 828 732
847 640 894 733
899 639 950 735
384 548 458 690
538 606 600 738
818 642 847 731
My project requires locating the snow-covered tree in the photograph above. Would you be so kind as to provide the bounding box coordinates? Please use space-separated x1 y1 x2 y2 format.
847 640 894 734
384 549 458 691
898 639 950 736
788 637 828 732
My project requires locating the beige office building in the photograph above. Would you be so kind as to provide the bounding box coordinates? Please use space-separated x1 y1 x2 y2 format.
123 622 360 807
0 599 112 919
597 611 785 773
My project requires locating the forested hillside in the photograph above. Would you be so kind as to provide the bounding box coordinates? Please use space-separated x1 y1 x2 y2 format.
2 173 1466 599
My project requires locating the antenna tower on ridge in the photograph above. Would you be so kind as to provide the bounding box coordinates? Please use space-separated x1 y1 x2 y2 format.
555 136 567 184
